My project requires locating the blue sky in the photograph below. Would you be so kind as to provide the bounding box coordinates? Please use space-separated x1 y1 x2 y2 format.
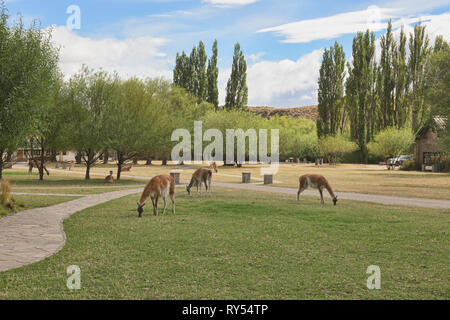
4 0 450 107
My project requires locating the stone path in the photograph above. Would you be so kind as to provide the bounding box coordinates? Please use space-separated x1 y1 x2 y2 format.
0 188 142 272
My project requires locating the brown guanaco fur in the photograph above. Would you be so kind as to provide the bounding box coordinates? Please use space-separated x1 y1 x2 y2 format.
137 174 175 217
105 171 114 184
122 165 132 172
297 174 338 205
28 159 49 176
186 162 217 195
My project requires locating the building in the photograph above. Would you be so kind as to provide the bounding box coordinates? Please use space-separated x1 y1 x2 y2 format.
414 117 447 172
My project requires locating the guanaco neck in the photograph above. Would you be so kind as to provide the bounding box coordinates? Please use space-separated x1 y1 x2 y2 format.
324 181 335 198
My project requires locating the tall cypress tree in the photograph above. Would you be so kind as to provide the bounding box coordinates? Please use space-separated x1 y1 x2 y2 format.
207 40 219 110
225 43 248 110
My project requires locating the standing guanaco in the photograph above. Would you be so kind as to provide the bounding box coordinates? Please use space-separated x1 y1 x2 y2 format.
137 174 175 217
186 162 217 195
297 174 338 205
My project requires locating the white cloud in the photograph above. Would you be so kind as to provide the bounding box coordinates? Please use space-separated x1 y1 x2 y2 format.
203 0 260 7
50 26 172 79
245 50 322 107
258 5 450 44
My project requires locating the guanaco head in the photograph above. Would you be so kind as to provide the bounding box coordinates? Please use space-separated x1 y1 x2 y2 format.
332 195 338 206
137 202 145 217
186 185 191 195
211 161 218 173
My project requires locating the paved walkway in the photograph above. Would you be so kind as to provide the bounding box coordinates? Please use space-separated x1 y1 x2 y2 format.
0 188 142 272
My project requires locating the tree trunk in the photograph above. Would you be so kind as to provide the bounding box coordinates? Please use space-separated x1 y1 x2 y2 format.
103 151 109 164
133 157 138 165
75 151 82 164
39 147 45 181
117 153 123 181
145 158 152 165
0 150 3 180
85 163 91 180
162 158 167 166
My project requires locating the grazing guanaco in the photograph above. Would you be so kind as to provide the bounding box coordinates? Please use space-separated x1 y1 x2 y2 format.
297 174 338 205
28 159 49 176
105 171 114 184
137 174 175 217
186 162 217 195
122 165 132 172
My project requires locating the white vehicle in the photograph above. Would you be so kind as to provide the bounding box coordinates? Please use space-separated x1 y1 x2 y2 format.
387 155 414 167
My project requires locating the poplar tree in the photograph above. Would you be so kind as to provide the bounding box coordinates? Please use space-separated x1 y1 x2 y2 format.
408 24 430 133
207 40 219 110
225 43 248 110
345 31 376 163
393 27 408 129
317 41 346 137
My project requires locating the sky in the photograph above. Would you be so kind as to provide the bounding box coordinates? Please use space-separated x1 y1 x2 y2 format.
4 0 450 107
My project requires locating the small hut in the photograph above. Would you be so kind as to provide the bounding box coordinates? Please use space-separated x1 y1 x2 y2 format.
414 117 447 172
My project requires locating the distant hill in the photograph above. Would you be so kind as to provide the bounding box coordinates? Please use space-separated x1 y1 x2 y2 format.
247 105 318 122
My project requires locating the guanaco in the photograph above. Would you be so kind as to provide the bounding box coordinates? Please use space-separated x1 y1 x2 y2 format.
122 165 132 172
137 174 175 217
297 174 338 205
186 162 217 195
105 171 114 184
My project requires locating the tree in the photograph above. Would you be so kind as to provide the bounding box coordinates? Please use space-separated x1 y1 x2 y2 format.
393 27 408 129
367 127 415 163
318 135 357 165
378 20 396 129
408 24 430 133
345 30 377 163
0 5 59 179
207 40 219 110
225 43 248 110
425 38 450 153
317 41 346 137
65 67 119 179
195 41 208 102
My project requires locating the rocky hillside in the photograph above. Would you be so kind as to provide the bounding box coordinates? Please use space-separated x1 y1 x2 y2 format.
248 105 318 121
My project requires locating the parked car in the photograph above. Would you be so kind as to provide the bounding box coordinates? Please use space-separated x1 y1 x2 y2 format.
387 154 414 166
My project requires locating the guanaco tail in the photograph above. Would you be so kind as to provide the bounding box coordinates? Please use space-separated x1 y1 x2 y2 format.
297 174 338 205
186 162 217 195
137 174 175 217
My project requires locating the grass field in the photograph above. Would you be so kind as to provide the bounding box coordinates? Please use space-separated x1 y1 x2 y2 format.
4 171 145 195
42 162 450 200
0 188 448 299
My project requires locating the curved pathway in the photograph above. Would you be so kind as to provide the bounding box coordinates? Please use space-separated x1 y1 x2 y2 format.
0 188 142 272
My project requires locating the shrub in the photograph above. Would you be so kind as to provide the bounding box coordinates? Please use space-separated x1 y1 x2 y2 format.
400 160 417 171
0 179 15 210
318 135 358 164
368 127 415 161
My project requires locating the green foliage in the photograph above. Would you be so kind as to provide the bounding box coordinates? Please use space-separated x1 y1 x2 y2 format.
425 40 450 153
225 43 248 110
0 4 59 178
408 24 431 133
318 135 357 164
367 127 415 159
207 40 219 109
345 30 377 163
317 41 346 137
400 160 416 171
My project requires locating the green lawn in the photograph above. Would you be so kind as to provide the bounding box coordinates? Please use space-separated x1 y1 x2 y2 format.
0 188 448 299
4 171 145 195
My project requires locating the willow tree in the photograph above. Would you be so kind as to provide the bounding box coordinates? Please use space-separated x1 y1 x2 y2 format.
0 5 59 179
